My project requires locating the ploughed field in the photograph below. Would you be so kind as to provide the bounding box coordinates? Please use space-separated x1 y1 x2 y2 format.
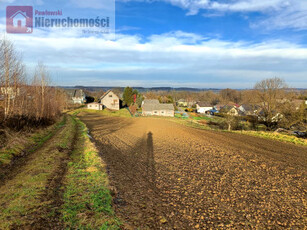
79 112 307 229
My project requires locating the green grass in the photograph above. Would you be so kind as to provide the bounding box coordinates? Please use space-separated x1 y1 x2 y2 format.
0 116 75 229
0 116 66 166
74 108 132 118
61 116 120 229
233 130 307 146
172 118 212 130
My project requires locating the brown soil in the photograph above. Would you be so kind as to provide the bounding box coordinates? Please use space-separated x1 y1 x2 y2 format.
79 113 307 229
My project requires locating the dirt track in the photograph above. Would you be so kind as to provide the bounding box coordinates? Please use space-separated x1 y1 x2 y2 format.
0 115 77 229
80 113 307 229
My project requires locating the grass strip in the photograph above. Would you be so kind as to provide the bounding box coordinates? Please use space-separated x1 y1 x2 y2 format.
232 130 307 146
61 116 120 229
0 115 75 229
0 116 66 166
76 108 131 118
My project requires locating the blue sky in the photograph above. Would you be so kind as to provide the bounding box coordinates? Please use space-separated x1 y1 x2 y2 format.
0 0 307 88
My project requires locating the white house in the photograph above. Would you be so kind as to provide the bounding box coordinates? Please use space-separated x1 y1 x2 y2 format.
100 90 121 110
196 102 212 114
65 89 86 104
87 102 103 110
142 99 174 117
72 89 86 104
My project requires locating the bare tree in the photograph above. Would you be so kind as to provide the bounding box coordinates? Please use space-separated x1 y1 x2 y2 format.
0 37 25 120
0 37 67 128
254 77 287 129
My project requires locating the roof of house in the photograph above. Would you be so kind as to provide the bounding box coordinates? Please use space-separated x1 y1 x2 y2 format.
100 90 120 100
64 89 85 98
240 104 253 111
197 102 212 107
221 105 238 111
143 102 174 111
73 89 85 98
223 102 240 107
143 99 160 104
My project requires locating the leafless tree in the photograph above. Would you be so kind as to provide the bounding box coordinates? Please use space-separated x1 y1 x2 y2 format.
254 77 287 129
0 37 67 128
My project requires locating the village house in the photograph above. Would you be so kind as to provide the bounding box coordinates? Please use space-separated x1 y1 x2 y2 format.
87 102 103 110
141 99 159 107
220 105 239 116
213 104 224 110
100 90 121 110
196 102 213 114
142 99 174 117
177 99 196 107
228 107 239 116
65 89 86 104
177 99 188 107
238 104 260 116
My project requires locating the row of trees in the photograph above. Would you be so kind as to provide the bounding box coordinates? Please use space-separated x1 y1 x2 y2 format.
0 37 66 129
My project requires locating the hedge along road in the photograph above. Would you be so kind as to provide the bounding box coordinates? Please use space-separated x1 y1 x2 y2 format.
79 111 307 229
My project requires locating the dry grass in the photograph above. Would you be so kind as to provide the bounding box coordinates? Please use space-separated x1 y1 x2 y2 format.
0 116 75 229
232 130 307 146
76 108 131 118
0 116 66 166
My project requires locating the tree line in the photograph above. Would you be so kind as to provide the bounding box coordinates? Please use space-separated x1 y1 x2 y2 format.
115 78 306 131
0 37 66 130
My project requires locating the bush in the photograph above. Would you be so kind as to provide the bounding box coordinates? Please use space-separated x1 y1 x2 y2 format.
129 105 137 115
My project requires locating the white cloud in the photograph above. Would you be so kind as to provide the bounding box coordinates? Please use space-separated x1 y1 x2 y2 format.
1 28 307 87
252 1 307 30
118 0 290 14
209 0 289 12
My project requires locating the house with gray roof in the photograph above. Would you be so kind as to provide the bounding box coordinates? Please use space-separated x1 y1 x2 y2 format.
65 89 86 104
142 99 174 117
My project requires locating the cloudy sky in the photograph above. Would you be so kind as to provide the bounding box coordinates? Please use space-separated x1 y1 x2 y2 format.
1 0 307 88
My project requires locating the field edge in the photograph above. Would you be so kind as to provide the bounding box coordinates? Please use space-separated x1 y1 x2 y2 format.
60 113 121 229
